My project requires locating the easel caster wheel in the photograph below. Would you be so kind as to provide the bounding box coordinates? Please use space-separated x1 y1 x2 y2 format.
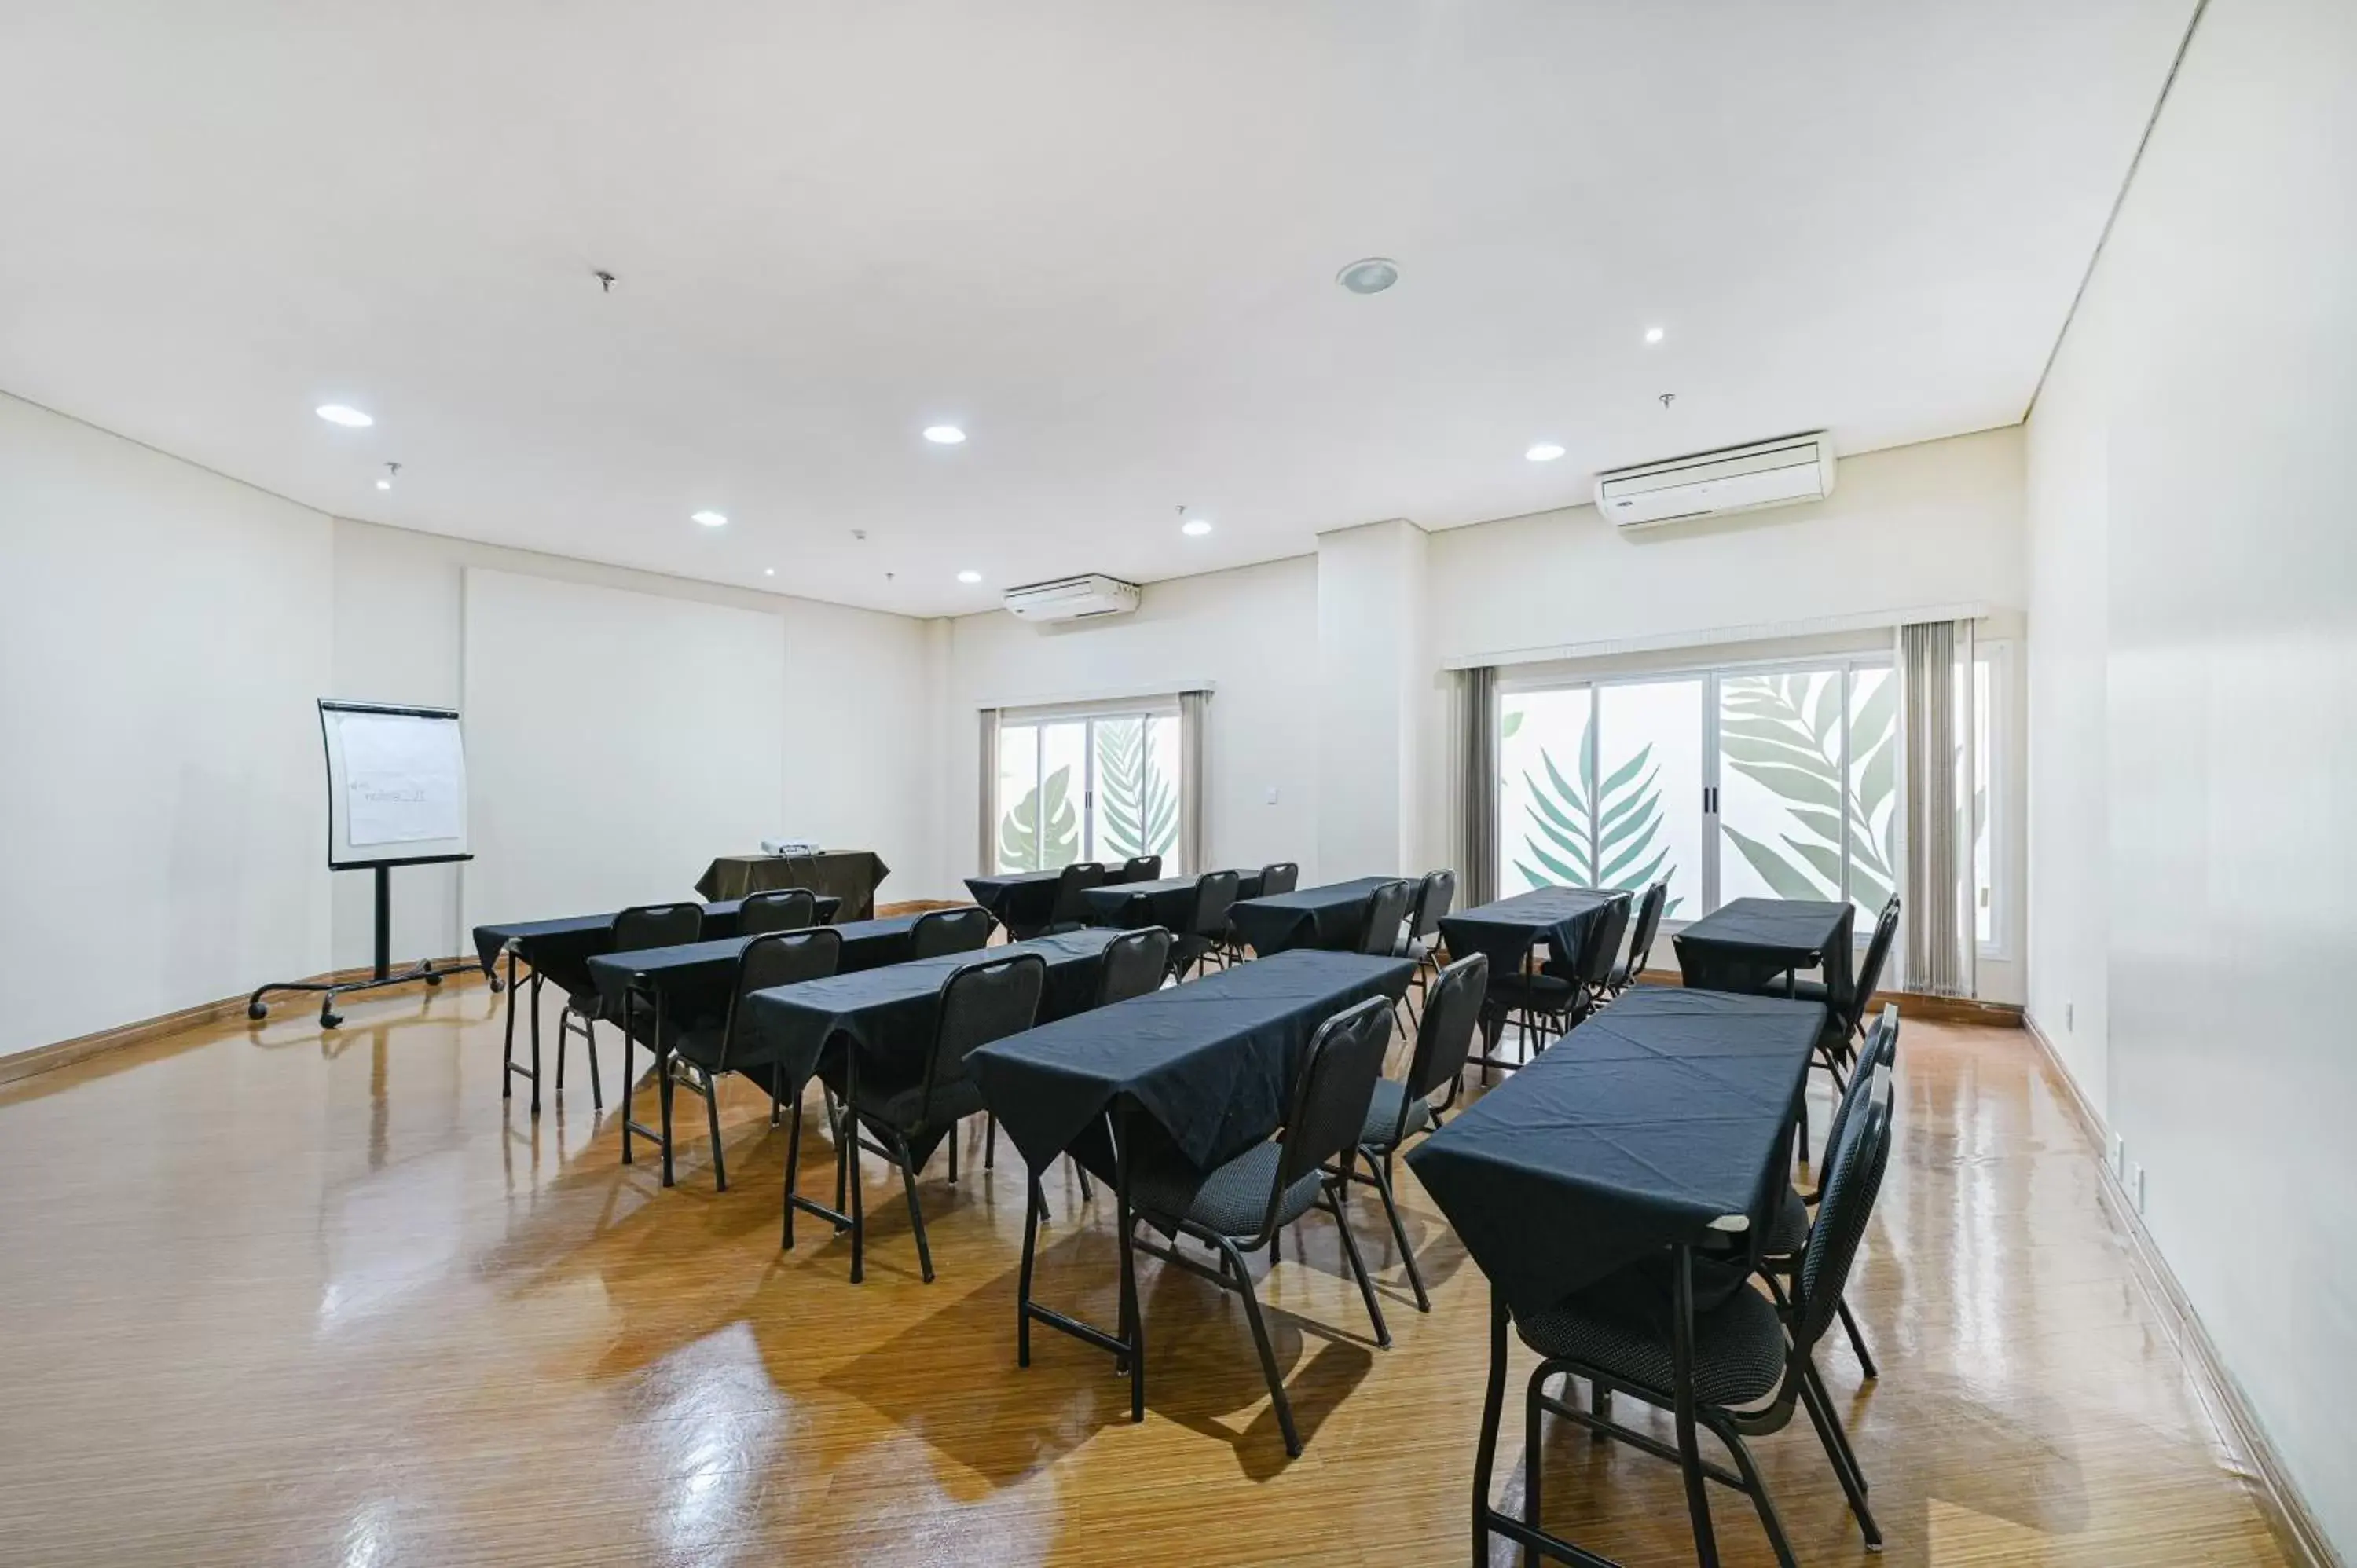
247 1002 268 1020
321 1012 343 1030
425 972 443 987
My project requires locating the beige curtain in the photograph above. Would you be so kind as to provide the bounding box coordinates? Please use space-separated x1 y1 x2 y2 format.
1457 667 1498 908
1169 693 1207 872
1900 621 1970 995
977 709 999 876
1177 691 1208 874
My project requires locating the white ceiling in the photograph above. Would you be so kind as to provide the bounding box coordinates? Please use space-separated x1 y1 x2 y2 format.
0 1 2192 617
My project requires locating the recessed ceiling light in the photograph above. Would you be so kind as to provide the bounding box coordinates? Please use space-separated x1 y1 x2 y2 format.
1182 518 1213 537
374 461 400 492
924 425 966 445
1336 258 1400 295
375 478 392 491
691 510 728 527
315 404 373 428
763 568 775 577
1644 326 1666 344
957 570 983 584
1526 442 1566 463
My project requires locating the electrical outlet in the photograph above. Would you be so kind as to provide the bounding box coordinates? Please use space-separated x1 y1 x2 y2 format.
1265 786 1279 805
2131 1162 2146 1214
2066 1001 2075 1032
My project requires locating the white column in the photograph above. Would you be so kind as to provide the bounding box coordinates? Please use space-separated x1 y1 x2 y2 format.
1314 518 1432 880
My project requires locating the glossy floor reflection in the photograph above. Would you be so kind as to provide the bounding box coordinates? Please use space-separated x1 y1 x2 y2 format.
0 977 2300 1566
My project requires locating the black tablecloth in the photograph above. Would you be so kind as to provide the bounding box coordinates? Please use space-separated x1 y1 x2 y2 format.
1076 870 1264 931
970 951 1415 1189
738 928 1123 1111
1226 876 1402 956
470 896 841 998
695 851 889 920
1673 897 1853 997
964 870 1066 932
1405 987 1820 1317
1439 886 1625 973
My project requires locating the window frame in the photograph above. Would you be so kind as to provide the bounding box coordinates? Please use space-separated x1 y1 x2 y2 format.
990 696 1187 876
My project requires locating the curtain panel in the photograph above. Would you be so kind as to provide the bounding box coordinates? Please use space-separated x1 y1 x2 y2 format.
977 708 999 876
1178 690 1209 876
1899 620 1971 996
1457 667 1498 909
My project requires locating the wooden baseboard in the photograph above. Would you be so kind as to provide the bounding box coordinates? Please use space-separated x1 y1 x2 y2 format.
878 898 974 915
1627 969 2024 1028
2022 1015 2341 1568
0 955 480 1089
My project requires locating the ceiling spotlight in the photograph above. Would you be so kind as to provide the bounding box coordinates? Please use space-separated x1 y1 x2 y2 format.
1182 518 1213 537
1644 326 1666 344
1526 442 1567 463
374 462 400 492
1336 258 1400 295
957 570 983 584
691 510 728 527
315 404 373 428
763 567 775 577
924 425 966 445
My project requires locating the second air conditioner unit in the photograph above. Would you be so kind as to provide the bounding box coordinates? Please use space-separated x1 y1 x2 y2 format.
1001 573 1142 624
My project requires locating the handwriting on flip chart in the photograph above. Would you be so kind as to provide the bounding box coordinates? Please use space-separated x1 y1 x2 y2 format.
339 712 466 847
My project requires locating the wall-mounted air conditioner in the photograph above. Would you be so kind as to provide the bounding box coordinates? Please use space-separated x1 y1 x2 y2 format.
1595 433 1837 529
1002 573 1142 624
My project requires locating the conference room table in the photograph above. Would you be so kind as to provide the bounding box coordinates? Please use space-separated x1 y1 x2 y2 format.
581 911 953 1044
962 869 1067 934
1224 875 1403 956
1077 870 1264 931
1404 986 1822 1566
970 950 1414 1382
1673 896 1854 998
1439 885 1629 1072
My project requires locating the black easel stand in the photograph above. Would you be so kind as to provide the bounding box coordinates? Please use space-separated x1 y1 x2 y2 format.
249 856 467 1029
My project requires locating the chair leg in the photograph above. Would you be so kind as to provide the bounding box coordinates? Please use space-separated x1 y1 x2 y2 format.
555 1009 569 1093
1803 1356 1874 1499
893 1133 934 1284
501 953 518 1101
948 1119 959 1185
783 1096 803 1250
845 1103 866 1284
1838 1295 1879 1379
1325 1182 1391 1349
1710 1416 1800 1568
1524 1367 1549 1568
1071 1156 1093 1203
527 975 544 1115
1364 1149 1429 1312
657 1053 676 1188
986 1113 996 1171
1799 1361 1881 1548
1116 1197 1143 1421
702 1069 728 1192
1222 1235 1299 1456
583 1017 603 1108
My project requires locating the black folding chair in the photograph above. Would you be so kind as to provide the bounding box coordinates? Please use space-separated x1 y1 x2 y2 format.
1606 881 1668 996
1474 1078 1897 1566
651 928 841 1192
910 905 993 958
1396 869 1457 1022
1347 953 1486 1311
1170 870 1241 979
1219 860 1299 962
738 887 819 936
1356 878 1415 957
1040 861 1107 936
1483 894 1629 1064
1116 995 1398 1456
1119 855 1163 883
829 951 1046 1283
563 901 701 1115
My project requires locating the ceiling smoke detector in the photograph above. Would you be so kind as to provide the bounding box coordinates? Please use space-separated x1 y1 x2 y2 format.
1336 258 1400 295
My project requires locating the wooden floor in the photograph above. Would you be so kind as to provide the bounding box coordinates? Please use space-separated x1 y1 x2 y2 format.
0 974 2302 1567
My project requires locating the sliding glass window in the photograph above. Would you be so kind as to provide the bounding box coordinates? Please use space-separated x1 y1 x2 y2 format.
992 703 1184 874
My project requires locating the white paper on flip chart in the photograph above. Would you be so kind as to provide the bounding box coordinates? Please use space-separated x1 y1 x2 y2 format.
340 712 467 847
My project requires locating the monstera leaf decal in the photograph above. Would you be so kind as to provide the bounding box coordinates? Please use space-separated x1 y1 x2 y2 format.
1718 673 1897 908
1096 717 1178 861
999 764 1080 871
1509 705 1683 913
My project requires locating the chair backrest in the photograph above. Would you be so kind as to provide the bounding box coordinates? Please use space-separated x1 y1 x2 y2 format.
719 929 843 1069
1409 869 1457 939
1793 1079 1894 1357
1402 954 1489 1118
1845 896 1902 1032
1050 861 1107 924
1622 881 1668 976
1258 861 1299 897
1357 879 1415 955
1573 895 1632 984
911 905 993 958
1097 926 1172 1007
1120 855 1163 883
1817 1005 1900 1183
1265 998 1395 1229
919 951 1047 1121
1189 869 1242 938
613 902 703 951
739 888 818 936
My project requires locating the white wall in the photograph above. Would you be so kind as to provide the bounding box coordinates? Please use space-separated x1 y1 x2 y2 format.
2023 0 2357 1550
328 519 941 963
942 557 1321 889
0 393 332 1055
